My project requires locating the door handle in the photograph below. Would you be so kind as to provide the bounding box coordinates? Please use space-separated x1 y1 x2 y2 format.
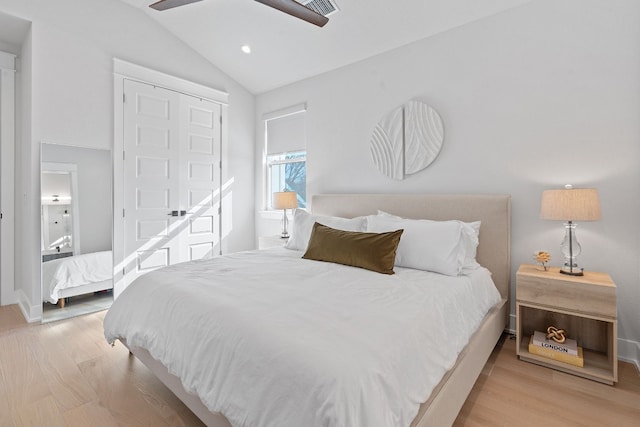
168 210 179 217
180 210 187 216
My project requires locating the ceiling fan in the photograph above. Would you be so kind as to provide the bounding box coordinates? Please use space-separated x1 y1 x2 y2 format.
149 0 329 27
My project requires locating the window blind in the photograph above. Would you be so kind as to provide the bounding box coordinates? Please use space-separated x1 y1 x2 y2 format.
266 111 306 155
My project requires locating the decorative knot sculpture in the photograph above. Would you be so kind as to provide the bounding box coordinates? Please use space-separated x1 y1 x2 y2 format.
546 326 567 343
534 250 551 271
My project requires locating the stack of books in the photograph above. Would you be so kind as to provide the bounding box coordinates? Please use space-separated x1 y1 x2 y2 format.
528 330 584 367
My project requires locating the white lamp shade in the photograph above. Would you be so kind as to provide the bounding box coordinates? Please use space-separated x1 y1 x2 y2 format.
273 191 298 210
540 187 601 221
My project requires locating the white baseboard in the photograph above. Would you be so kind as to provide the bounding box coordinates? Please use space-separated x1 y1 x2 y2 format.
16 289 42 323
618 337 640 371
508 313 516 334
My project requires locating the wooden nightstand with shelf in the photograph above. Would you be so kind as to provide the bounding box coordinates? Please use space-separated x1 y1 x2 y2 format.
516 264 617 385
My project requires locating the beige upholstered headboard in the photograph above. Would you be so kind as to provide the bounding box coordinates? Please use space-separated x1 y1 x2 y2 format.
311 194 511 304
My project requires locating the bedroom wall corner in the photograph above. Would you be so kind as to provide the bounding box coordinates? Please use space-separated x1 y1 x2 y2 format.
618 338 640 372
16 288 41 323
0 50 17 306
14 23 34 316
254 0 640 364
0 0 256 319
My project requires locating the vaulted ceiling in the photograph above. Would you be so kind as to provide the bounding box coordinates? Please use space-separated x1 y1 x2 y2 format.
123 1 529 94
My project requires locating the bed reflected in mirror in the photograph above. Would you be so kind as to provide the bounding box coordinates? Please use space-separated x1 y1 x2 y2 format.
41 143 113 323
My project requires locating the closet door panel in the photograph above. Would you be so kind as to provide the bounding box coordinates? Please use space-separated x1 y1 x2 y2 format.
179 96 222 262
123 80 181 286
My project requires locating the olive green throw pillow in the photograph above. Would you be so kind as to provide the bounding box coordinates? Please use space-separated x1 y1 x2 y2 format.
302 222 404 275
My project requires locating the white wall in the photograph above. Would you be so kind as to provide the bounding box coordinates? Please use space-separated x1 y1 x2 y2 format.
14 26 33 316
0 50 17 306
0 0 256 320
256 0 640 363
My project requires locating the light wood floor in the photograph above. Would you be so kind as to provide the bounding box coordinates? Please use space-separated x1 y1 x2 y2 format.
1 304 638 426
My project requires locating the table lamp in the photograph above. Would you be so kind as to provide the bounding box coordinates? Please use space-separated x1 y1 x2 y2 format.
273 191 298 238
540 185 601 276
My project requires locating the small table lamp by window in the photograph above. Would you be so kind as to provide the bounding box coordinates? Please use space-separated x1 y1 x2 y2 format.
540 184 601 276
273 191 298 238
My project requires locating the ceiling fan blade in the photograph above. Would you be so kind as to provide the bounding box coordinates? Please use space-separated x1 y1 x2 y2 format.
254 0 329 27
149 0 204 11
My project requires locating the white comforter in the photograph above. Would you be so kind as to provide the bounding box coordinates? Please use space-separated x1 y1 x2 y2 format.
104 248 501 427
42 250 113 303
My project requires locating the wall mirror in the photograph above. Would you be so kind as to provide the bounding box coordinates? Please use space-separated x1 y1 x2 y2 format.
40 143 113 323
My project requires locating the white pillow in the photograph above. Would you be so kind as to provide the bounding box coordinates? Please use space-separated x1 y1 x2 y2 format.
368 214 472 276
284 209 367 251
460 221 481 273
377 211 481 273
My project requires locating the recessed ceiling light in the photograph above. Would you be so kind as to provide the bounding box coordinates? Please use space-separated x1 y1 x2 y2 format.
241 45 251 54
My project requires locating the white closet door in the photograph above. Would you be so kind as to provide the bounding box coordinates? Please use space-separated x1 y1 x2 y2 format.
123 79 222 287
123 80 181 286
179 95 222 261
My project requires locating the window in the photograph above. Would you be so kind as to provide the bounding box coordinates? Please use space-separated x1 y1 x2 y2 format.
267 151 306 208
265 106 307 209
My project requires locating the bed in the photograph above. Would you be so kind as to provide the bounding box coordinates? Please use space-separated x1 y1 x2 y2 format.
104 194 510 426
42 250 114 308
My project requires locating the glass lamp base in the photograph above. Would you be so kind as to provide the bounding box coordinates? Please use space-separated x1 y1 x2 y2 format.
560 222 584 276
280 209 290 239
560 266 584 276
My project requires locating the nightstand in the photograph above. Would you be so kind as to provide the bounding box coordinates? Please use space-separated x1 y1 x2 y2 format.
258 235 288 250
516 263 617 385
